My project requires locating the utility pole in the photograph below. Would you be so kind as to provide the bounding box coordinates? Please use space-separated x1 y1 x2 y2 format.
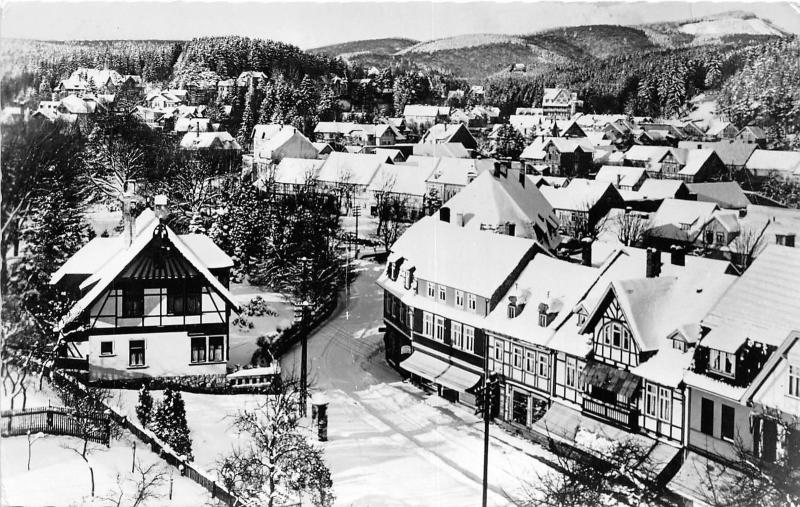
481 357 491 507
353 206 361 248
298 256 310 418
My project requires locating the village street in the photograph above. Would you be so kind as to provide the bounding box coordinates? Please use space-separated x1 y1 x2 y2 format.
279 256 557 507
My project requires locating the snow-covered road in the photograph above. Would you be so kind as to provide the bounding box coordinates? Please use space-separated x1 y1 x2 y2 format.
279 256 556 506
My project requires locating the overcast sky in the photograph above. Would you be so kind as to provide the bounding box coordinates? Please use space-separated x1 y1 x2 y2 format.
2 1 799 49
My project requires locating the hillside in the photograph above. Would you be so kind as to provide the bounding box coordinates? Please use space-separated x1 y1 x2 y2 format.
314 11 788 81
309 38 417 60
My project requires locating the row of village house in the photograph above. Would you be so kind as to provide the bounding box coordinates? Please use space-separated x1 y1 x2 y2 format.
378 209 800 504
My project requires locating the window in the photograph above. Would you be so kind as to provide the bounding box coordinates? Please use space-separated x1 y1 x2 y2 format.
100 341 114 356
493 340 502 361
512 390 528 425
464 326 475 353
700 398 714 436
435 316 445 342
508 305 517 319
659 387 671 422
602 322 630 350
191 337 207 363
789 364 800 398
121 288 144 318
645 384 658 417
680 223 691 231
721 404 735 441
209 336 225 362
704 230 714 244
672 339 686 352
455 290 464 308
451 323 463 349
538 354 548 378
525 350 535 373
566 357 577 388
438 285 446 302
715 232 725 244
427 283 435 298
422 312 433 337
538 312 547 327
129 340 145 367
467 294 477 312
513 347 523 368
709 349 736 377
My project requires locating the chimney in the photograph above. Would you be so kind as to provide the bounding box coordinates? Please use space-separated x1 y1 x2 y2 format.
646 247 661 278
738 208 747 218
439 206 450 223
493 162 502 178
670 244 685 266
154 194 169 222
507 223 516 236
456 212 464 227
581 237 593 266
519 170 526 188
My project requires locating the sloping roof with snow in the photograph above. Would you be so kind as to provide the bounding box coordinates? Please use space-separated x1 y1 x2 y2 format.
179 131 241 150
366 162 434 197
313 121 361 135
624 145 672 163
175 117 212 133
272 158 325 186
383 215 539 298
59 95 95 114
254 126 317 161
252 124 284 141
595 166 647 188
687 182 750 209
701 245 800 347
678 140 757 167
403 105 448 117
315 152 389 186
484 255 598 344
441 170 561 249
423 157 496 187
649 198 718 236
421 123 467 143
678 149 716 176
540 179 617 211
411 143 470 158
745 149 800 175
637 179 687 200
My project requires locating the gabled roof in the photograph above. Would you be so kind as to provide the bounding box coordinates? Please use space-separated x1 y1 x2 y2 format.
595 166 646 188
637 179 687 200
624 145 672 164
745 149 800 175
484 255 598 344
420 123 471 144
706 121 736 137
422 157 496 187
382 216 540 298
179 132 241 150
56 210 238 330
253 126 317 161
313 121 361 135
59 95 98 114
315 152 390 186
411 143 470 158
272 158 325 186
539 179 618 212
175 117 212 133
678 149 716 176
701 245 800 347
649 198 718 235
403 105 450 117
678 140 757 167
441 170 561 250
737 125 766 139
687 182 749 209
366 162 434 197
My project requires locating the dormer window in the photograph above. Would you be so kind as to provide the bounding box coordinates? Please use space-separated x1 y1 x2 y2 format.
709 349 736 378
438 285 446 302
507 305 517 318
427 283 436 298
538 312 547 327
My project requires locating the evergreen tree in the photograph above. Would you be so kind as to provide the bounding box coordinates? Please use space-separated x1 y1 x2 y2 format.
149 388 193 460
490 124 526 160
237 81 256 146
316 83 338 122
38 78 52 99
135 384 153 426
257 79 276 125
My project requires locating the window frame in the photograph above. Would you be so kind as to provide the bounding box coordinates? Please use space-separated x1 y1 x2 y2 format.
789 364 800 399
191 336 207 363
709 349 736 378
525 350 535 373
422 312 433 338
100 341 114 357
467 294 477 313
720 404 735 442
438 285 446 303
434 316 445 342
566 357 577 388
129 340 146 367
537 353 548 378
455 290 464 308
121 287 144 318
512 346 523 369
658 386 671 422
427 282 436 298
464 326 475 353
451 323 463 350
208 336 225 362
645 383 658 417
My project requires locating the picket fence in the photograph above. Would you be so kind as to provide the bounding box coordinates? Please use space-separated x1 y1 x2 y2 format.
0 405 110 445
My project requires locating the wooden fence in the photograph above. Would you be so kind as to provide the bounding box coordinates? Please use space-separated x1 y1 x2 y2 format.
1 406 110 445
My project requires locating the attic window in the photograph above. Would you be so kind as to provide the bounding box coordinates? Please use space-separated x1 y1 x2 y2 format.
507 304 517 319
709 349 736 378
789 364 800 398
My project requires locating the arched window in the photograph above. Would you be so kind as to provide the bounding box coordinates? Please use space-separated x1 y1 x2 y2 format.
600 321 632 351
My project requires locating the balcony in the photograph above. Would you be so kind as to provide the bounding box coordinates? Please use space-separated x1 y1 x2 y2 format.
582 396 639 430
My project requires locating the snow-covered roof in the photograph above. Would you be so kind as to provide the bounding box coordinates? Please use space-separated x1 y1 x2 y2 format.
630 348 693 387
313 121 361 135
175 117 212 133
179 132 241 151
649 198 719 237
484 255 598 344
56 210 238 330
701 245 800 348
384 216 540 298
366 162 434 197
678 149 715 176
272 158 325 186
423 157 496 187
420 123 470 144
252 124 285 141
253 126 316 161
745 149 800 175
58 95 98 114
683 370 748 400
623 145 672 164
539 179 616 212
316 152 389 186
595 166 646 188
374 148 404 162
411 143 470 158
636 179 687 200
440 170 561 249
403 105 450 117
678 140 757 167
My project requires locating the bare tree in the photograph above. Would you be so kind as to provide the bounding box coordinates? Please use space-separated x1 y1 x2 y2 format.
729 225 765 273
217 376 334 507
613 209 650 247
98 460 169 507
570 200 609 242
1 349 34 410
334 166 356 215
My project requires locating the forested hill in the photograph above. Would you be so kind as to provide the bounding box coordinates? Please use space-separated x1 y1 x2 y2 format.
310 11 790 80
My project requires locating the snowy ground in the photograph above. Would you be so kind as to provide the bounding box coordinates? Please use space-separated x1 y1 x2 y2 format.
85 203 122 237
1 434 213 507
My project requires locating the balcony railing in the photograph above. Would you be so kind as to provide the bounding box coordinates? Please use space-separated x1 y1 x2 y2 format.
582 396 638 430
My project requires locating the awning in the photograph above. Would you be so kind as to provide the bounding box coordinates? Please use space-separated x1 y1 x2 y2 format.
400 352 481 392
581 361 640 399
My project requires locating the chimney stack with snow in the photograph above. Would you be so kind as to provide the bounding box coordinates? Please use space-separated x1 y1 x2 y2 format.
646 248 661 278
581 237 593 266
670 244 685 266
